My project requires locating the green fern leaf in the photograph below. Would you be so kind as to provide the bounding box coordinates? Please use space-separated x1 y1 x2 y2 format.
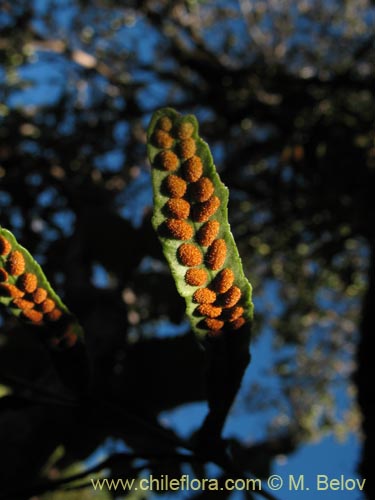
147 108 254 338
0 226 83 348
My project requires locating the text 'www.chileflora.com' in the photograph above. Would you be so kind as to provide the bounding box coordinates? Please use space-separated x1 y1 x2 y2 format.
91 473 366 494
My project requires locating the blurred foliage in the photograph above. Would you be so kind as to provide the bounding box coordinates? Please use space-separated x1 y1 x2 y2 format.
0 0 374 498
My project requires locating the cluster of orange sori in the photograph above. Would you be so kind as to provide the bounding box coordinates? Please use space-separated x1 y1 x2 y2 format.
152 116 246 335
0 234 64 325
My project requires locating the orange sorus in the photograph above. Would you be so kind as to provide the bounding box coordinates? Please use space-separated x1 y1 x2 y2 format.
32 287 48 304
164 175 187 198
62 324 79 347
185 268 208 286
175 121 194 140
177 243 203 267
211 268 234 294
64 331 78 347
193 287 216 304
182 156 203 182
152 130 174 149
156 150 179 171
18 272 38 293
196 303 222 318
206 239 227 270
201 318 224 331
13 298 34 310
0 283 24 298
0 268 8 282
158 116 173 132
0 236 11 256
223 305 244 322
40 298 55 313
191 196 220 223
46 308 63 321
166 198 191 219
230 317 246 330
22 309 43 324
196 220 220 247
165 219 193 240
217 285 241 308
177 138 196 159
189 177 214 203
6 250 26 276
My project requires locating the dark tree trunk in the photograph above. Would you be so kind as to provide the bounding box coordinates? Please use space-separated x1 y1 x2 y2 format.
355 240 375 499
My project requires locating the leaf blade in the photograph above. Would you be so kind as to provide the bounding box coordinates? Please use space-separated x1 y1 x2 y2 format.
0 226 84 348
147 108 254 338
